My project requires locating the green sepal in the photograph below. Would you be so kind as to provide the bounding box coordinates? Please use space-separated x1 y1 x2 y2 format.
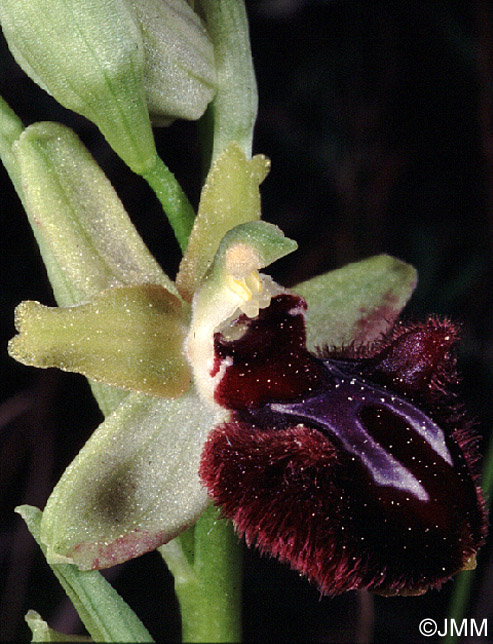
0 102 87 314
14 122 176 303
176 142 270 301
25 610 92 642
39 389 221 570
294 254 418 351
9 285 191 398
16 506 153 643
0 0 157 174
130 0 216 125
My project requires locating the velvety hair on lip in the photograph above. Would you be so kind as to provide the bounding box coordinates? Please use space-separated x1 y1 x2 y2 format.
200 293 487 596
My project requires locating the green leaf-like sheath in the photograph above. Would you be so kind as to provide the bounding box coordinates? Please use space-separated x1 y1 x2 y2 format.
16 506 153 643
295 254 417 351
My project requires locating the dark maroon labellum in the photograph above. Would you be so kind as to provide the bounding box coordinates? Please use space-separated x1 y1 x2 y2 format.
200 294 486 596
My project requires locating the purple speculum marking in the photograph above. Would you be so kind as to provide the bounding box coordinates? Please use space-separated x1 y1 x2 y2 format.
204 294 486 594
270 361 453 502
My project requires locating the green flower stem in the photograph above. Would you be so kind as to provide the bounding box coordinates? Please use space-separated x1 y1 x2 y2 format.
443 422 493 644
200 0 258 162
142 156 196 253
443 572 475 644
160 506 242 643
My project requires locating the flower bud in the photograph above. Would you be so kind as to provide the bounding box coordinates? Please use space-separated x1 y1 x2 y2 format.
0 0 157 174
129 0 217 125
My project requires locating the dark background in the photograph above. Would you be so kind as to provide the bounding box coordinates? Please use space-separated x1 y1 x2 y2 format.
1 0 493 642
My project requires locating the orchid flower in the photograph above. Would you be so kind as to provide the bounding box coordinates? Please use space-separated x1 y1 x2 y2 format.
0 0 488 640
6 124 486 598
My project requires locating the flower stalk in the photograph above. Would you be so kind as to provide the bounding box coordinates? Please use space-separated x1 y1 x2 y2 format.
142 156 196 253
161 507 242 643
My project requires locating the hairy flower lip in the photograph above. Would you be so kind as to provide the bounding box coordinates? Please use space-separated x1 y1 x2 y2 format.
201 293 487 596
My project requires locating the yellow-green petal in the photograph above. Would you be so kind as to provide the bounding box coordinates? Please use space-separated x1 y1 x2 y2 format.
40 389 222 570
9 285 190 398
294 254 418 351
176 142 270 302
0 0 157 174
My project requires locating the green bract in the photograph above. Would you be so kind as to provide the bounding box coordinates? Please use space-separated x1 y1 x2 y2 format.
25 611 92 643
13 122 176 302
17 506 153 642
0 96 23 193
0 0 156 174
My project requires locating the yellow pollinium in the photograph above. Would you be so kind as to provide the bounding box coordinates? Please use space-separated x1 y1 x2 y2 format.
222 243 272 317
226 270 262 301
225 267 275 320
461 554 477 571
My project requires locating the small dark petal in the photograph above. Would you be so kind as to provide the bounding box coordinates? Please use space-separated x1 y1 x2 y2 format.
214 294 328 409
